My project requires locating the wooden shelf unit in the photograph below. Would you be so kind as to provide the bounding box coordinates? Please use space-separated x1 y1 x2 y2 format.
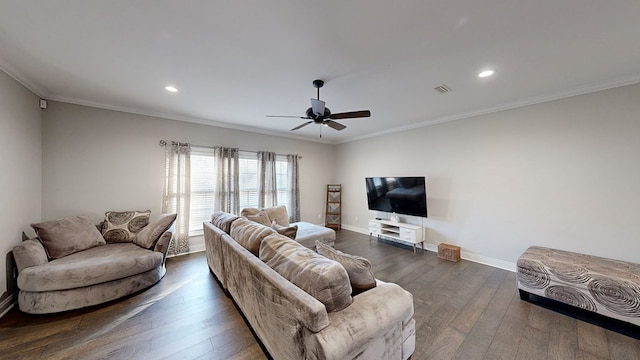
325 184 342 230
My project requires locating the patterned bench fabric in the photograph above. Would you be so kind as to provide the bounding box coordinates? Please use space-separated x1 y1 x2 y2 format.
517 246 640 326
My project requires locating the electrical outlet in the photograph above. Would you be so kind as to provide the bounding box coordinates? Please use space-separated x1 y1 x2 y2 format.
355 216 358 221
317 214 322 219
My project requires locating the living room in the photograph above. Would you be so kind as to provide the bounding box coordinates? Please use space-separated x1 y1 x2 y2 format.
2 2 640 359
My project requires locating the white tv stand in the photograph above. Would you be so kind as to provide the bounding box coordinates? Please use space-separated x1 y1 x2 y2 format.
368 219 424 253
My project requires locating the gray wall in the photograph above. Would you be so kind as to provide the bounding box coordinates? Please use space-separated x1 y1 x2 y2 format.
335 82 640 269
41 101 335 237
0 70 42 312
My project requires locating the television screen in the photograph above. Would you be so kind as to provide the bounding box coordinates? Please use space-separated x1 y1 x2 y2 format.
365 177 428 217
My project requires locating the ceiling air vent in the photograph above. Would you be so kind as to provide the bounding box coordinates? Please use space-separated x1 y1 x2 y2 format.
434 84 452 94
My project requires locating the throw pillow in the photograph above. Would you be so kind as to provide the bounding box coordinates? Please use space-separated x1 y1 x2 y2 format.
31 216 106 259
316 240 377 295
101 210 151 243
271 221 298 240
260 234 352 312
134 213 177 249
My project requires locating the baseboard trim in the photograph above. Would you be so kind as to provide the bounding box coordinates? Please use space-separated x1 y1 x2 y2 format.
341 224 516 272
0 291 17 318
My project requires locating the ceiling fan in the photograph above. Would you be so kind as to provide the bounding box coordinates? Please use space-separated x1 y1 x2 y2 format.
267 79 371 136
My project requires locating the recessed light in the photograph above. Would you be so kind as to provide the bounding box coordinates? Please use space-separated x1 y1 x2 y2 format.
165 85 178 93
478 70 495 78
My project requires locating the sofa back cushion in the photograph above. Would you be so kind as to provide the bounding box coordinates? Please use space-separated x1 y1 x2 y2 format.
134 213 177 249
260 234 352 312
210 211 239 234
243 211 272 226
31 216 106 259
241 205 290 226
230 217 276 256
316 241 377 295
101 210 151 243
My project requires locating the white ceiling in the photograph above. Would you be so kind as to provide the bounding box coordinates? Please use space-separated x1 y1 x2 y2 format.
1 1 640 144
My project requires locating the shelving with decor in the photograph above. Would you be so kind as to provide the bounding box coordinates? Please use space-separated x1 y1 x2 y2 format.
368 219 424 253
325 184 342 230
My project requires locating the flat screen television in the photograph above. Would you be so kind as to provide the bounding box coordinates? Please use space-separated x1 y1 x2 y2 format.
365 177 428 218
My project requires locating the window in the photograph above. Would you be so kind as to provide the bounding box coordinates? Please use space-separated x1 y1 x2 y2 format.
238 151 289 209
188 148 290 236
188 147 216 236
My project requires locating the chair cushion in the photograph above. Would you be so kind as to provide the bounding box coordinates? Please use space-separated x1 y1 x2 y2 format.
260 234 352 312
101 210 151 243
31 216 106 259
17 243 163 291
316 240 376 294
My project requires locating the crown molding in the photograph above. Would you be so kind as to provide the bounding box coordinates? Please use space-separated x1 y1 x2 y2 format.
338 74 640 144
0 59 46 98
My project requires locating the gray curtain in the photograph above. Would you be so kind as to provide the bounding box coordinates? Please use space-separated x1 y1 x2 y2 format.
257 151 277 208
213 146 240 214
162 140 191 255
287 154 300 222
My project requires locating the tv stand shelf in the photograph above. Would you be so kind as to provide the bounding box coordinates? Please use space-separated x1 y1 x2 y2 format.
368 219 424 253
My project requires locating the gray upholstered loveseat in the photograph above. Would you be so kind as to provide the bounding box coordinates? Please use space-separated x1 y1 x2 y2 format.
204 211 416 360
12 212 176 314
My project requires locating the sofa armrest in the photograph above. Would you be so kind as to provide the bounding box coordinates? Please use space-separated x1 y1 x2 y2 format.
13 239 49 272
308 281 415 359
153 231 173 262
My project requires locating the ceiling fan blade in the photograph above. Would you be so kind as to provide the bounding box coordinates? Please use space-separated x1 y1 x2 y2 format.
328 110 371 120
310 99 325 117
291 121 313 131
266 115 309 119
324 120 346 131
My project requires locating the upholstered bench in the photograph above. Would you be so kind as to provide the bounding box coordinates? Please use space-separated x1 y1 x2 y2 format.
517 246 640 326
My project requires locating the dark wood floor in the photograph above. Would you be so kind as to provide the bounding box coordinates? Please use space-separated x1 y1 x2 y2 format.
1 230 639 359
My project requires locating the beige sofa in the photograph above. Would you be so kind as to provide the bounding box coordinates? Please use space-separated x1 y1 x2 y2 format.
204 212 416 360
12 213 176 314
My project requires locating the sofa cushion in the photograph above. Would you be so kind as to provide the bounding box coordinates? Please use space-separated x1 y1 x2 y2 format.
134 213 177 249
210 211 239 234
316 240 377 294
101 210 151 243
260 234 352 312
244 211 272 226
242 205 290 226
272 221 298 240
31 216 106 259
230 217 276 256
17 243 163 292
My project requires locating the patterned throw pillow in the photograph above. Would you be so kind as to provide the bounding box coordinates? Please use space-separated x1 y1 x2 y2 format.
101 210 151 243
316 240 377 295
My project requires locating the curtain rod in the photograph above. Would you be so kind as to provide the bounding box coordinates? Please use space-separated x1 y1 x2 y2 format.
159 140 302 159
